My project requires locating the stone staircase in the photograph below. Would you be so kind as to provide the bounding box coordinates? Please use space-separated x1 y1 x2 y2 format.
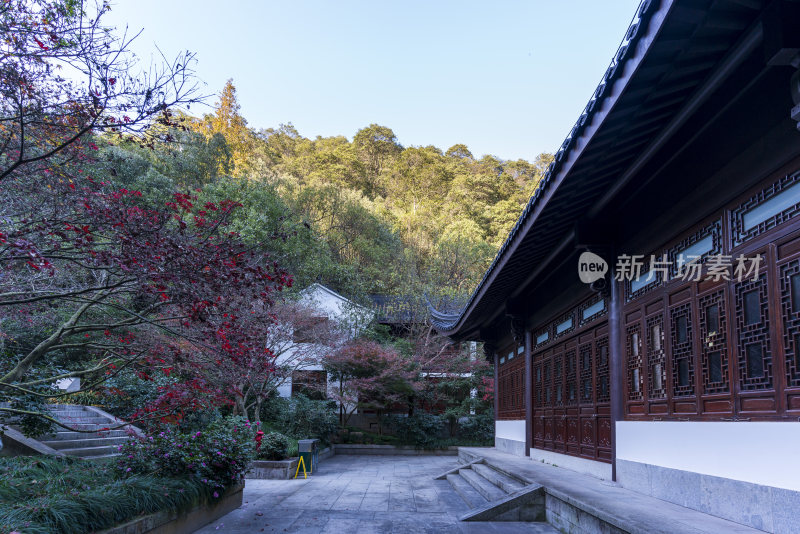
40 405 135 460
435 458 548 522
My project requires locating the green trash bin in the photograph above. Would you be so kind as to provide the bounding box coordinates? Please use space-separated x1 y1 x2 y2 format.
298 439 319 474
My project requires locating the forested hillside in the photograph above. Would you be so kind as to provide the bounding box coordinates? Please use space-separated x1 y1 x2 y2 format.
109 80 553 302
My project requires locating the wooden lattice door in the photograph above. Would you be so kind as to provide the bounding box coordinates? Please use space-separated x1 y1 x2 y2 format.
532 322 611 463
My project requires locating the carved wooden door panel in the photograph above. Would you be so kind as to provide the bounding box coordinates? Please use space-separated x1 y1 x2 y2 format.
532 321 610 463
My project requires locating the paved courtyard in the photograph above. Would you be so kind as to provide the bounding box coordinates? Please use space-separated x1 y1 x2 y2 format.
195 455 556 533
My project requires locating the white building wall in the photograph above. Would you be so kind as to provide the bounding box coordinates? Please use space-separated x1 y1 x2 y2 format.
276 283 372 399
495 419 526 456
495 419 526 442
616 421 800 491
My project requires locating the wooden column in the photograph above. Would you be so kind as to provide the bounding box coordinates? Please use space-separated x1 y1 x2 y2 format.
609 266 624 481
524 329 533 457
493 352 500 418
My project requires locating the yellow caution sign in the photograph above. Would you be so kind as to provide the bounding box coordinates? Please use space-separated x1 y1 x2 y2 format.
294 456 308 479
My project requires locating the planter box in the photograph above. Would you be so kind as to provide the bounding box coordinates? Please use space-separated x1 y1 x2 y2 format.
333 444 458 456
95 483 243 534
247 446 333 479
246 458 299 479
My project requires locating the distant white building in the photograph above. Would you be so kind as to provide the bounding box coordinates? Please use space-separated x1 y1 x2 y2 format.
274 283 372 400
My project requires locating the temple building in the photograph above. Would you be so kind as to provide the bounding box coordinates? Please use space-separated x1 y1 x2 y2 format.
430 0 800 530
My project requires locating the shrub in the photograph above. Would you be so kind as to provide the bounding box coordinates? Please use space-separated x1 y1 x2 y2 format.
386 413 444 448
117 415 256 491
456 413 494 444
266 395 338 444
258 431 289 460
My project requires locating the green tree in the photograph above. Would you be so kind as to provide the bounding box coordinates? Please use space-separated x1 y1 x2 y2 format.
196 79 255 175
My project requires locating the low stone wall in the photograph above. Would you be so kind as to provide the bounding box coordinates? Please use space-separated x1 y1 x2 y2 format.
333 444 458 456
246 458 299 480
319 446 334 461
0 427 64 457
96 483 243 534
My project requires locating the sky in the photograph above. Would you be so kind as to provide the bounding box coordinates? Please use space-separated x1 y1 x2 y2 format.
105 1 641 162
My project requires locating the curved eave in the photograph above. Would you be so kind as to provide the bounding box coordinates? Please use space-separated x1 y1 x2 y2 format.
430 0 668 338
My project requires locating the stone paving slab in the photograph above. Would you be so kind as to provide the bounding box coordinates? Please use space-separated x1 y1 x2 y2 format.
194 455 556 533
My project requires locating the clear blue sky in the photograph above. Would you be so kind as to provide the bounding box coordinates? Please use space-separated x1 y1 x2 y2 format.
106 1 641 162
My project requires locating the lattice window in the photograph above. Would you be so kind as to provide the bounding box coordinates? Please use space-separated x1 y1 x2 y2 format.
565 349 578 405
596 337 610 403
579 296 607 326
667 219 722 278
731 170 800 245
699 290 729 394
669 303 695 397
554 311 576 339
627 324 643 401
647 314 667 399
780 260 800 388
535 328 551 348
734 275 773 390
579 343 593 404
554 353 564 406
534 361 543 407
544 358 552 406
626 256 664 302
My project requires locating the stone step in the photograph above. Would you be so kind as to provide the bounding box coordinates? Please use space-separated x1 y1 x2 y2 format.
459 468 507 502
446 473 488 509
50 429 130 440
51 421 118 432
471 463 526 494
61 445 119 457
84 454 120 461
42 436 129 450
52 416 112 424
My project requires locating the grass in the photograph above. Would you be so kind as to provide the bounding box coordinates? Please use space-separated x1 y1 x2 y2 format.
0 456 214 534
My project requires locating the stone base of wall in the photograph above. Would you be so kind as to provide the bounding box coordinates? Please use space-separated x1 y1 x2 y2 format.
616 459 799 533
97 483 243 534
545 493 626 534
494 437 525 457
529 448 611 480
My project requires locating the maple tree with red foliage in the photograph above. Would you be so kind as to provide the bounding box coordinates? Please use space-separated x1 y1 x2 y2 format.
0 0 289 433
0 163 292 430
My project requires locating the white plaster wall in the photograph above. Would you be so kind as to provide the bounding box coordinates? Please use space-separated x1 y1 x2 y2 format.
275 283 372 399
276 382 292 398
616 421 800 491
495 419 526 442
